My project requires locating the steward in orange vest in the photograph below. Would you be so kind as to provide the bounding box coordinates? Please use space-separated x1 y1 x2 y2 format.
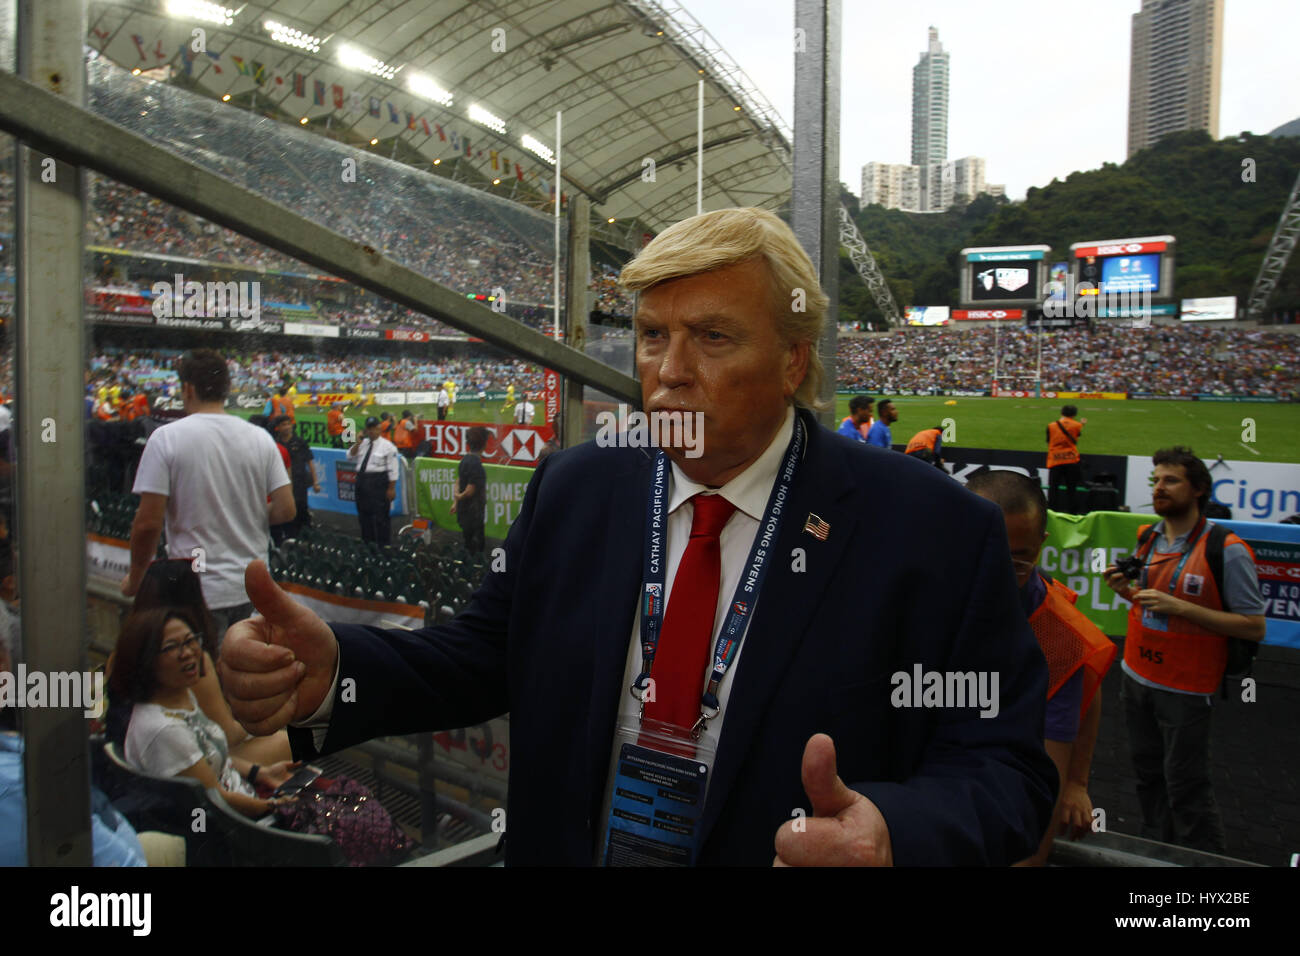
1046 416 1082 468
270 387 295 423
1122 516 1256 694
326 405 346 449
904 426 944 466
1030 575 1116 718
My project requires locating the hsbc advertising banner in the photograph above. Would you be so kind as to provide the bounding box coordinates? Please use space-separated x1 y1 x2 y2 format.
543 368 560 425
952 309 1023 321
414 420 554 465
386 329 431 343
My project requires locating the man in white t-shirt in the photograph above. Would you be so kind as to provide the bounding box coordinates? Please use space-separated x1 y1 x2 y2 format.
436 386 450 421
123 350 295 643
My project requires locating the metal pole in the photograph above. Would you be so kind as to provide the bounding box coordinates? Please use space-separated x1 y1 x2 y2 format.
697 79 703 215
553 110 562 338
993 318 999 393
15 0 92 866
791 0 842 426
1036 319 1043 397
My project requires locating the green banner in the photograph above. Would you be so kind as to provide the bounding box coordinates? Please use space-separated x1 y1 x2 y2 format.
412 456 535 540
1040 510 1154 636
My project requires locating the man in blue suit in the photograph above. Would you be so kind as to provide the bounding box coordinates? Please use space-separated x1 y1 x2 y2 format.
221 208 1054 866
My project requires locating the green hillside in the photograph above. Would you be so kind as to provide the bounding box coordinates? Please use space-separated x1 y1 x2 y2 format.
843 130 1300 326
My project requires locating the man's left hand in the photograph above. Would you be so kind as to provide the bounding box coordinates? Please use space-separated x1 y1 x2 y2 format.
386 486 396 503
1131 589 1185 616
773 733 893 866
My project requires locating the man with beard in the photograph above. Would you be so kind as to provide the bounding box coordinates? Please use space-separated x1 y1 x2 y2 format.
1104 446 1266 854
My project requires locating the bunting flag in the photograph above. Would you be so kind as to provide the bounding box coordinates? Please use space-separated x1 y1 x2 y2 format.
515 162 524 181
231 55 250 76
178 44 196 77
465 139 472 157
251 61 266 84
349 91 365 113
332 84 344 109
435 123 446 142
490 150 498 170
203 49 222 74
131 34 148 61
369 97 381 118
406 111 416 131
450 130 460 150
313 80 325 106
388 102 399 123
293 72 305 97
154 40 167 61
420 117 431 136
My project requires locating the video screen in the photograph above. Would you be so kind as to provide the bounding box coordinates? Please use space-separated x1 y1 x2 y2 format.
969 259 1037 301
1099 253 1161 294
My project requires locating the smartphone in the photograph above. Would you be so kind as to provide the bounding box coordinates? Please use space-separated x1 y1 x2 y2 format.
273 765 322 798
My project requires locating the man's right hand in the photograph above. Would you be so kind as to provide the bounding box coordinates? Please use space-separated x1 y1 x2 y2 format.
219 560 338 737
1103 566 1134 600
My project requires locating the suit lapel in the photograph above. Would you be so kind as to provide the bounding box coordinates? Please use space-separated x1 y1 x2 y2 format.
697 413 858 844
584 451 653 822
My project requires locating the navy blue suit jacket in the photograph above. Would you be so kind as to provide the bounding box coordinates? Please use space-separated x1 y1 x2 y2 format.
289 407 1055 865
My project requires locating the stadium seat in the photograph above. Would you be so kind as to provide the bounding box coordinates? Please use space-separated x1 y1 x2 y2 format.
202 788 344 867
102 740 232 865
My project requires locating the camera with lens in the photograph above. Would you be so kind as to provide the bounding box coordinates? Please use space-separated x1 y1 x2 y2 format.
1114 554 1145 580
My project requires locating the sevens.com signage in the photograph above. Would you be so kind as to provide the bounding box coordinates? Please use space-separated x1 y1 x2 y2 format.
414 420 554 464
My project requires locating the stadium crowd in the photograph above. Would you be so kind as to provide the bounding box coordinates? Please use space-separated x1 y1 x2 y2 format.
84 349 547 417
840 325 1300 398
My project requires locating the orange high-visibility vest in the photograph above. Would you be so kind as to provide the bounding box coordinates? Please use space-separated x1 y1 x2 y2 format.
905 428 941 455
271 395 295 421
1046 418 1082 468
393 419 415 449
1029 575 1116 719
1122 520 1253 694
327 408 344 437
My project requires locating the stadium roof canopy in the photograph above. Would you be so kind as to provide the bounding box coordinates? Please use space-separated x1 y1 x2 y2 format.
89 0 795 241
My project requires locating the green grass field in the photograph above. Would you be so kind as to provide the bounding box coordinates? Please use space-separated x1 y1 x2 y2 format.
831 396 1300 463
236 396 1300 464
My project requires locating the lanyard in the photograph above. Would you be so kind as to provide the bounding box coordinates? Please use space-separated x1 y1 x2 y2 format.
1141 515 1206 594
633 415 805 735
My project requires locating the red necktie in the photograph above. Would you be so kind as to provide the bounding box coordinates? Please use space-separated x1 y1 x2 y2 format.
643 493 737 743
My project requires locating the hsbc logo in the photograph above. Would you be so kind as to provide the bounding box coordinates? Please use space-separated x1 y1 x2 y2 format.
1098 243 1145 255
496 428 543 462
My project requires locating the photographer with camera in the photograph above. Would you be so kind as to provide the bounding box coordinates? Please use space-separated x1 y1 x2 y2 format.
1104 446 1266 854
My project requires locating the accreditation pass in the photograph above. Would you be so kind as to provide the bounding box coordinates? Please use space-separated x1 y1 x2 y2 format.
602 730 713 866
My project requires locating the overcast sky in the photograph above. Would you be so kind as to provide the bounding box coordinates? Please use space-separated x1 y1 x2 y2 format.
681 0 1298 200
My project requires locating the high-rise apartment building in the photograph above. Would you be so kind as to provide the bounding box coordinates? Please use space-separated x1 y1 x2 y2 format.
862 157 1000 213
860 30 1002 213
911 27 949 168
1127 0 1224 158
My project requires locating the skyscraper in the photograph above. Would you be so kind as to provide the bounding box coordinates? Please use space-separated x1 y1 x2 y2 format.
1127 0 1224 158
911 27 949 168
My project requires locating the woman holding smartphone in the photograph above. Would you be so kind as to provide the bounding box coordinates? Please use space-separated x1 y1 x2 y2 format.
116 606 299 819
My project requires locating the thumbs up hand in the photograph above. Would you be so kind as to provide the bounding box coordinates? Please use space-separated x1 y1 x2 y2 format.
217 560 338 737
773 733 893 866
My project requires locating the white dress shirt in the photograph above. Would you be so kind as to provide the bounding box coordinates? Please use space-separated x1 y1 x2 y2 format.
596 406 796 845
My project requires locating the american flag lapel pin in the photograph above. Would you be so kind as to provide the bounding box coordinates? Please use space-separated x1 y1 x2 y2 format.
803 513 830 541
